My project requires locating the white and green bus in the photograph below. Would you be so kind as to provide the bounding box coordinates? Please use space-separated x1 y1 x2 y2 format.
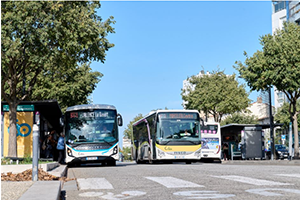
200 122 221 162
132 110 203 164
64 104 123 166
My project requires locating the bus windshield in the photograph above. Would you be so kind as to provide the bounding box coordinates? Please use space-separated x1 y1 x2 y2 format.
156 112 201 145
65 109 118 144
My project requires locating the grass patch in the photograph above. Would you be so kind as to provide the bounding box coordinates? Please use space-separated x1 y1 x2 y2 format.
1 156 54 165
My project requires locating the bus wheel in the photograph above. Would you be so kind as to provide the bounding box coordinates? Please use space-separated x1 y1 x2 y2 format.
107 160 116 166
67 163 74 168
186 161 191 164
136 159 142 164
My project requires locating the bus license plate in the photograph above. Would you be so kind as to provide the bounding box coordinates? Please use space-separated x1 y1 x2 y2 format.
86 157 97 160
174 156 185 159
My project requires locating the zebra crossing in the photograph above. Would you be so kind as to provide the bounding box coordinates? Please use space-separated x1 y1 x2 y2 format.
67 173 300 199
211 175 292 186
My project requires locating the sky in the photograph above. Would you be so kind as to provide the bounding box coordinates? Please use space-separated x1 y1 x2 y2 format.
90 1 273 140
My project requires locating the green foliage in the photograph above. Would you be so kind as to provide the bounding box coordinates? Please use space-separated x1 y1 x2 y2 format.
235 22 300 157
1 1 115 157
1 156 53 165
275 100 300 129
235 22 300 94
123 114 144 139
30 63 102 112
2 1 115 103
181 70 251 122
121 147 132 161
220 113 259 126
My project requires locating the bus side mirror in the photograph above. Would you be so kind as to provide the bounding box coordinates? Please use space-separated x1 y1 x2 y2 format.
118 114 123 126
60 115 64 127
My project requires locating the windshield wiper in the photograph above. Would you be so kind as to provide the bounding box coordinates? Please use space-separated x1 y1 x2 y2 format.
95 138 113 145
161 140 199 145
75 139 87 142
187 140 199 145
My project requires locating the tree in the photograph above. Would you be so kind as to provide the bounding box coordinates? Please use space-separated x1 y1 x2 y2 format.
181 70 251 122
1 1 115 157
30 63 102 112
123 114 144 139
235 22 300 158
220 113 259 126
275 101 300 129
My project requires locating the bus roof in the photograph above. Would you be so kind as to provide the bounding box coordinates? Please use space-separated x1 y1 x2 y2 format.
133 109 199 126
155 109 199 114
66 104 117 112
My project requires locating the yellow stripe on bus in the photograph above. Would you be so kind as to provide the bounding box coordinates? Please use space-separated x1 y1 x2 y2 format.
156 144 201 152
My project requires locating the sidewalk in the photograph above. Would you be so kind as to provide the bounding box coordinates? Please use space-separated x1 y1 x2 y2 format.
222 159 300 165
1 163 67 200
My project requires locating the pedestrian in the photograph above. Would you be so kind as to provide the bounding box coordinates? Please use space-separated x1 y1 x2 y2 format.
57 133 65 164
50 130 59 161
223 143 229 160
43 134 53 159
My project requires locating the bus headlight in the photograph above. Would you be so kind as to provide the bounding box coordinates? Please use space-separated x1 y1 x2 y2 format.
112 146 118 155
67 148 74 157
194 149 201 157
157 149 165 157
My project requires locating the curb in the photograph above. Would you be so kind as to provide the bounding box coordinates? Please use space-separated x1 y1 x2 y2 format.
18 181 61 200
1 164 68 200
1 162 59 175
221 160 300 165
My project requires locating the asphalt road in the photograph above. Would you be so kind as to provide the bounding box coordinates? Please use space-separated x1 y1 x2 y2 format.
62 161 300 200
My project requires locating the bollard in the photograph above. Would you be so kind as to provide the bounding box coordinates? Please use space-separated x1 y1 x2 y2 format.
32 124 39 181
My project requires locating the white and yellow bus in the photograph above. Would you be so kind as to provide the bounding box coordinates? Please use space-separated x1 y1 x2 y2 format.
131 110 202 164
200 122 221 162
64 104 123 166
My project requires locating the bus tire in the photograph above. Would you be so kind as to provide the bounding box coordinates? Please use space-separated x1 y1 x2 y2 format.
186 161 191 164
67 163 74 168
136 158 142 164
107 160 116 166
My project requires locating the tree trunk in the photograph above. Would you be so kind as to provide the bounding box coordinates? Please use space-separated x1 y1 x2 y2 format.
293 113 299 159
8 101 18 157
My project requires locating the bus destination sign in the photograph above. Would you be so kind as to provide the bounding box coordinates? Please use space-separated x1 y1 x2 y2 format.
70 111 109 119
159 113 197 119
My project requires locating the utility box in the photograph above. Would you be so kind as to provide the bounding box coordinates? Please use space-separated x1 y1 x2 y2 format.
241 126 263 159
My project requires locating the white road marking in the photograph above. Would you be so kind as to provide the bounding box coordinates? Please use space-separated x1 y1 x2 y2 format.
145 176 204 188
77 178 114 190
174 191 235 199
79 192 104 197
212 175 292 186
276 174 300 178
246 188 300 196
101 191 147 200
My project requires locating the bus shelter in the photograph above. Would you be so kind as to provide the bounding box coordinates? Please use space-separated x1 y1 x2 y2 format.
220 124 282 160
1 100 62 158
